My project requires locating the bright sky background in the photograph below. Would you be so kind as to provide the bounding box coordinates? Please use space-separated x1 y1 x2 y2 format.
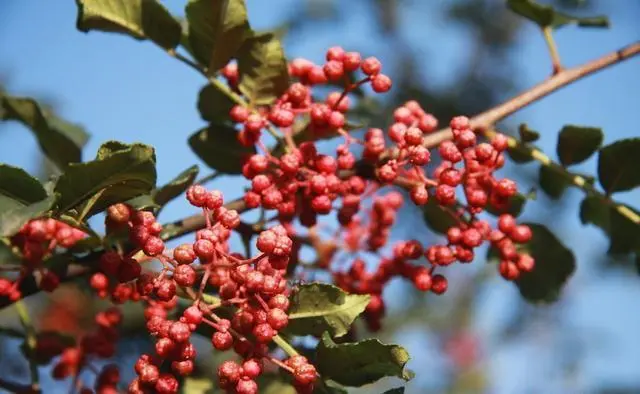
1 1 639 393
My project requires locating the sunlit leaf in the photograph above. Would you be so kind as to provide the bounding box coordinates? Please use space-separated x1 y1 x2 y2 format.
185 0 251 70
316 332 412 387
237 32 289 106
287 283 370 338
76 0 182 49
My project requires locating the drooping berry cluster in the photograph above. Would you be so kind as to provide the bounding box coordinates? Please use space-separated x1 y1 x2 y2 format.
0 218 86 300
88 185 310 394
52 307 123 392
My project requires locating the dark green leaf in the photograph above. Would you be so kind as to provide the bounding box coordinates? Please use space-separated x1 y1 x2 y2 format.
382 388 405 394
287 283 370 338
316 332 412 387
579 195 609 229
518 123 539 143
188 124 256 174
597 138 640 194
314 380 348 394
488 223 575 303
556 125 603 166
506 144 534 164
1 95 88 168
153 165 199 207
125 194 159 211
0 238 21 266
180 376 215 394
75 0 182 49
485 192 529 217
185 0 251 70
0 164 48 212
55 142 157 217
0 194 58 237
538 166 569 199
258 375 296 394
197 84 236 122
421 199 457 234
608 206 640 255
507 0 609 29
238 32 289 106
580 196 640 255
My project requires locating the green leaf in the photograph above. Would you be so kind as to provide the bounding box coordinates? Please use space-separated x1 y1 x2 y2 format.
153 165 199 207
518 123 540 143
75 0 182 49
257 375 296 394
237 32 289 106
579 195 609 230
382 388 405 394
185 0 251 71
0 164 48 212
316 332 412 387
0 238 21 266
580 196 640 256
489 223 575 303
96 140 130 159
597 138 640 194
538 166 569 199
287 283 370 338
197 84 236 122
421 198 457 234
507 0 609 29
125 194 159 211
181 376 215 394
1 95 88 168
188 124 256 174
556 125 603 166
55 142 157 217
506 144 534 164
0 194 58 237
314 380 349 394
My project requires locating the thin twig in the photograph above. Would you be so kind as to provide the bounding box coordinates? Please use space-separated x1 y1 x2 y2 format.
542 26 563 74
421 41 640 149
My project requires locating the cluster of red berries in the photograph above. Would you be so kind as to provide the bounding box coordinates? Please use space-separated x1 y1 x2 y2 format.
0 46 539 393
241 142 371 229
0 218 85 300
52 307 122 392
491 214 535 280
224 46 391 147
91 184 312 393
105 203 166 257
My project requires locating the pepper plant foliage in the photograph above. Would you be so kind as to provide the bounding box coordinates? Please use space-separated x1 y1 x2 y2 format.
0 0 638 393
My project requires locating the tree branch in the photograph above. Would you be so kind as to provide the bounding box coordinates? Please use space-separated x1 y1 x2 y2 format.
2 42 638 312
422 41 640 149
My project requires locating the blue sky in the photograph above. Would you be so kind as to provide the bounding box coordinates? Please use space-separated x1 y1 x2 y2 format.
1 1 639 393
